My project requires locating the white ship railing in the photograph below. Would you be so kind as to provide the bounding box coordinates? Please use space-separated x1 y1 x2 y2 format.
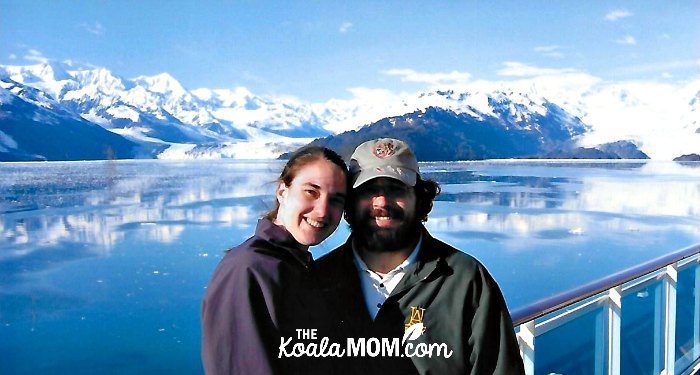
512 243 700 375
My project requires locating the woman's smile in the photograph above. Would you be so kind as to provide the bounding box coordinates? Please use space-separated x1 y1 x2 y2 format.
304 217 328 229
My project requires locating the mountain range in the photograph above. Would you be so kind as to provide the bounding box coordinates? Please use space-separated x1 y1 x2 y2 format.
1 61 697 161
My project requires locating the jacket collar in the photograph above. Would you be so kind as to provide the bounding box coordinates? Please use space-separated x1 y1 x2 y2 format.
392 227 450 295
343 226 450 297
330 239 376 324
255 218 312 267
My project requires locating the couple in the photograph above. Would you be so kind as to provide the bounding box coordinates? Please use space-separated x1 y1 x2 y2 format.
201 138 525 375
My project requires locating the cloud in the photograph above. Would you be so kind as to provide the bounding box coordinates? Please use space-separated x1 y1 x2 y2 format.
25 49 48 63
616 35 637 45
241 70 268 85
81 22 106 36
605 10 632 21
8 53 17 60
345 87 399 101
496 62 577 77
339 22 353 33
609 59 700 76
382 68 472 84
534 45 564 59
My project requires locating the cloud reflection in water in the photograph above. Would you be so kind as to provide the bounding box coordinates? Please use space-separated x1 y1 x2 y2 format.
0 159 698 374
1 160 698 294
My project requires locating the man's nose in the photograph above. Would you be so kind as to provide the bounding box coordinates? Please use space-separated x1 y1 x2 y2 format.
372 193 388 208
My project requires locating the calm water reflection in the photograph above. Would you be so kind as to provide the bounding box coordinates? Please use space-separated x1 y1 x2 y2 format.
1 160 698 374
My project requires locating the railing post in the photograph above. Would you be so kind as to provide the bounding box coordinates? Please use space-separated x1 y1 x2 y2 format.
607 286 622 375
518 320 535 375
695 259 700 361
662 263 678 375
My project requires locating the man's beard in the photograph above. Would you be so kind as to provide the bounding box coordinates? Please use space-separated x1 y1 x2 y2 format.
348 207 422 253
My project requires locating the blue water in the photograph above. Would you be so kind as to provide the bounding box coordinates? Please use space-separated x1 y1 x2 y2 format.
1 160 699 374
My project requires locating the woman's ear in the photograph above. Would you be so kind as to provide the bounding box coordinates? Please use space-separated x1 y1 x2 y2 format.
276 182 288 205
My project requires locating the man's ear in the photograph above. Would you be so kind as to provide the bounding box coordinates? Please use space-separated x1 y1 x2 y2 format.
343 206 353 225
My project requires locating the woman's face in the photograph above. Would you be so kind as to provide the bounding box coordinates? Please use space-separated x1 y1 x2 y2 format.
275 159 347 248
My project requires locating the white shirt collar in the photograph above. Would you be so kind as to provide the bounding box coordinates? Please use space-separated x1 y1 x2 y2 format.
352 235 422 275
352 235 423 320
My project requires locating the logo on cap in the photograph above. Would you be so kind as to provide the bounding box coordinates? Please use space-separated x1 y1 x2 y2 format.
373 141 395 159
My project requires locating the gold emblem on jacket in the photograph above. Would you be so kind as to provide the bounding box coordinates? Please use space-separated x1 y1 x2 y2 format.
405 306 427 333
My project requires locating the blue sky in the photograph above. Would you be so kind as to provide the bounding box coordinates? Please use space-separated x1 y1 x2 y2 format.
2 0 698 101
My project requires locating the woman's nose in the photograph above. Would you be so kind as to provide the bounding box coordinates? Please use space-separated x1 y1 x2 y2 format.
313 197 329 217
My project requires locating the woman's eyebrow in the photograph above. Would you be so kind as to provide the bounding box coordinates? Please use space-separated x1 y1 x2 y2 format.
301 182 346 196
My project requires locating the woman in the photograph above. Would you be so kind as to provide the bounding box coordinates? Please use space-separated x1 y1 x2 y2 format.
201 146 348 375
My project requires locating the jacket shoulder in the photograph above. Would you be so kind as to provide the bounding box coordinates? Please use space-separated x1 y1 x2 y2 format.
213 236 292 281
316 243 347 265
315 243 353 282
425 235 483 270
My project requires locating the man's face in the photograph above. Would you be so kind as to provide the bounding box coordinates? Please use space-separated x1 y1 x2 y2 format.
347 177 420 252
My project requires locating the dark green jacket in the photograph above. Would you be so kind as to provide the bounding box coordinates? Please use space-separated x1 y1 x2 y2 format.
316 227 525 375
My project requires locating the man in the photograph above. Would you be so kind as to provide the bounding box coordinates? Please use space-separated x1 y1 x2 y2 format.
317 138 525 375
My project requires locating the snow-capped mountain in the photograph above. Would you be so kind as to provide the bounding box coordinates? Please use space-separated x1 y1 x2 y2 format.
0 78 149 161
190 87 331 138
1 62 327 139
304 104 591 161
0 61 697 161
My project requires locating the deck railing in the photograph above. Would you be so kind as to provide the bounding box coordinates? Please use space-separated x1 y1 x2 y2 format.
511 243 700 375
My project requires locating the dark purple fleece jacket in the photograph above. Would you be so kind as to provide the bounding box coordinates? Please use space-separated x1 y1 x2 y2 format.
201 219 328 375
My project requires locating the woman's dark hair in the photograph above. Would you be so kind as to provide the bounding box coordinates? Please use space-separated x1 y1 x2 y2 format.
415 176 440 222
264 146 349 221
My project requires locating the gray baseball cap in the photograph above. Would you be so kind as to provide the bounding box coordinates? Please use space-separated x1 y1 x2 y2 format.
349 138 419 188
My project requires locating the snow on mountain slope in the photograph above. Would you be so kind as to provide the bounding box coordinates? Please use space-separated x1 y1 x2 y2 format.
0 61 76 100
1 62 329 144
0 78 145 161
0 76 63 111
0 129 18 153
133 73 188 96
191 87 330 138
1 61 697 160
552 79 700 160
2 63 230 143
459 74 699 160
